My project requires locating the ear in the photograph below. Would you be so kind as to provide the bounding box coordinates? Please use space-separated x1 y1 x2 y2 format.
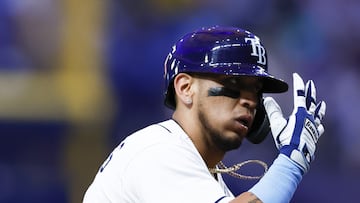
173 73 194 107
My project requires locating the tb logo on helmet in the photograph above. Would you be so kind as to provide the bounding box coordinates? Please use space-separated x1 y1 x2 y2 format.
245 37 267 66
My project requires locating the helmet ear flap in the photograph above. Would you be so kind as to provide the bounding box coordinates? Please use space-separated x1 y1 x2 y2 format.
246 99 270 144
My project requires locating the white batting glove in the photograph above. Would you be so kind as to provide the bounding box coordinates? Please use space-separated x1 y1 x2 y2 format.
264 73 326 174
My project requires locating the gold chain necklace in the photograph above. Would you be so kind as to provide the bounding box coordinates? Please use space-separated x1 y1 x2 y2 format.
209 160 268 180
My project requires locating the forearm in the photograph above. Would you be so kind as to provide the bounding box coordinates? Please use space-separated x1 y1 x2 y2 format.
248 154 302 203
230 154 302 203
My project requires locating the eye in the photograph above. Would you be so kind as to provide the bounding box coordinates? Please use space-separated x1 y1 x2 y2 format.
251 83 263 94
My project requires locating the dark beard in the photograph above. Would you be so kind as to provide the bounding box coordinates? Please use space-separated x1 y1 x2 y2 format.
198 110 242 152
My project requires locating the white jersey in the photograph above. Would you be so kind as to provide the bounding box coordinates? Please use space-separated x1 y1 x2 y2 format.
83 119 234 203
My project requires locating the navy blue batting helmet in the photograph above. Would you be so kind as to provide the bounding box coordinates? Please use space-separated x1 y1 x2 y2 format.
164 26 288 109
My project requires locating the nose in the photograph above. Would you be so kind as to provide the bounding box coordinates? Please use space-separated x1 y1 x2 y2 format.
238 91 258 113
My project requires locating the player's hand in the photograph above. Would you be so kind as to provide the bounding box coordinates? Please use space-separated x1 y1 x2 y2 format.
263 73 326 173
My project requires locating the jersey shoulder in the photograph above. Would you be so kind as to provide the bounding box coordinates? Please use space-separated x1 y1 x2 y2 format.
102 119 195 172
123 119 187 149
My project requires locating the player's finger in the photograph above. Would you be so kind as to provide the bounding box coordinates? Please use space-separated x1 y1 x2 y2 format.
263 97 287 136
305 80 317 114
314 101 326 126
293 73 306 109
317 124 325 138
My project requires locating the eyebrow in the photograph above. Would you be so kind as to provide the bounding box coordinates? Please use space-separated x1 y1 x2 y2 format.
208 87 241 98
190 73 263 93
219 77 263 93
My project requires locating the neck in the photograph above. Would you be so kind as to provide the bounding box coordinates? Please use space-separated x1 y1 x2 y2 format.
172 112 225 168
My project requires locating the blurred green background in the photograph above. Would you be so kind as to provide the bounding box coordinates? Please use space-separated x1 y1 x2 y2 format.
0 0 359 202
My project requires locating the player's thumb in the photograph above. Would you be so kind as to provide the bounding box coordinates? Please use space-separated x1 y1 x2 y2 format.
263 97 287 136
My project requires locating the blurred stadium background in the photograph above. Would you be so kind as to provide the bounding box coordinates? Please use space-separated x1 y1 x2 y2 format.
0 0 359 202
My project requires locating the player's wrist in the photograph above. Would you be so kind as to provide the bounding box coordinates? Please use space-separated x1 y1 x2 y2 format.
279 146 310 174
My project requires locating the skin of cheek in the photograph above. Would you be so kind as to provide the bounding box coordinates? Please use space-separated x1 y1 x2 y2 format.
198 89 241 136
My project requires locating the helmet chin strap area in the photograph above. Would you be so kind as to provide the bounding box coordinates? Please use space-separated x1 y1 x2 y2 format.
209 160 268 180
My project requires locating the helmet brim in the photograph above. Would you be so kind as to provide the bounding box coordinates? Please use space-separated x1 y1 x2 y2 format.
179 64 289 93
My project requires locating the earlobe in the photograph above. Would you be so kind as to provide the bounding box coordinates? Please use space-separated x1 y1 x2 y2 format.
185 98 193 105
173 73 194 106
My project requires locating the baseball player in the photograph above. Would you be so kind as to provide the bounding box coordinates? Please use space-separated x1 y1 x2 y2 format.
83 26 326 203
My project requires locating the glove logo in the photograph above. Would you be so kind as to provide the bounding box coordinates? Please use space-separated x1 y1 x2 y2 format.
304 118 318 142
245 37 267 65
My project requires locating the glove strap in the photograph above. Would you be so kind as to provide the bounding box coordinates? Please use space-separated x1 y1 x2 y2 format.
280 146 310 174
